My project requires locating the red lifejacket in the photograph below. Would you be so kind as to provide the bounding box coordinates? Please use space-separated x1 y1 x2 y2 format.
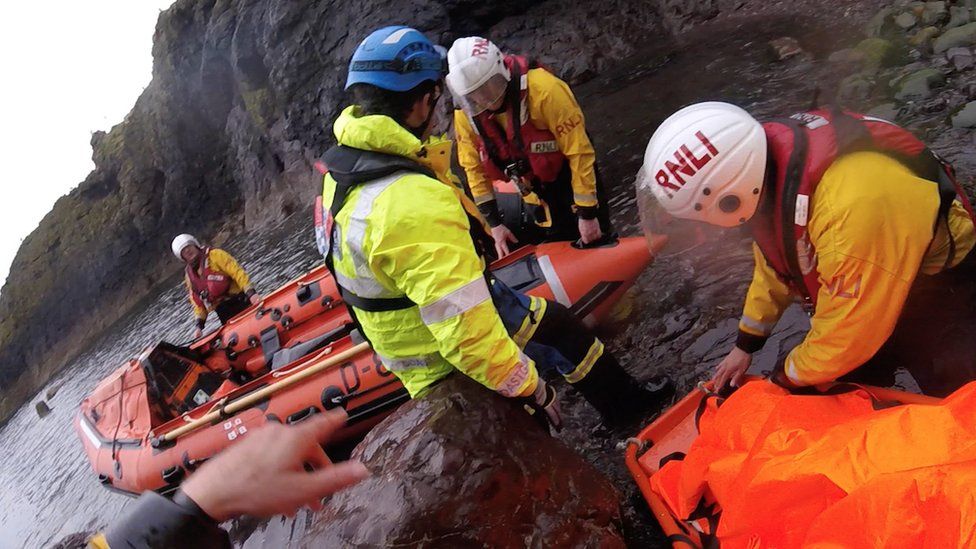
751 109 975 311
185 248 232 308
469 55 566 184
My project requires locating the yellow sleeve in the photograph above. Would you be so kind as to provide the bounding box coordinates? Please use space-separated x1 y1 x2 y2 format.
371 177 539 397
783 252 910 386
87 533 110 549
208 248 252 293
453 109 495 208
782 152 938 386
185 275 207 320
737 243 793 352
530 69 598 210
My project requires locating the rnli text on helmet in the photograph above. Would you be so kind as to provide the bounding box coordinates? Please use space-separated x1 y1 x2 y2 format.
471 38 490 57
655 131 720 198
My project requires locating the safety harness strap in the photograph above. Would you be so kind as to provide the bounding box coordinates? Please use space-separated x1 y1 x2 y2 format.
321 145 435 313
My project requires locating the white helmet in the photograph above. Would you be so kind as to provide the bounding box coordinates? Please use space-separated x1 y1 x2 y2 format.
171 234 201 259
446 37 511 116
638 102 767 227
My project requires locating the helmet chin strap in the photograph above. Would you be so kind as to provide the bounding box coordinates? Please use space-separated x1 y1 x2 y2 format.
410 86 442 139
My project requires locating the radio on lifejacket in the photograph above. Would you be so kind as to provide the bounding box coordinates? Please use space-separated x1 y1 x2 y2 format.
504 159 534 196
505 160 553 228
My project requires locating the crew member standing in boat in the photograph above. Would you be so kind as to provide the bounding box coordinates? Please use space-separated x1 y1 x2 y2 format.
172 234 261 339
447 37 612 258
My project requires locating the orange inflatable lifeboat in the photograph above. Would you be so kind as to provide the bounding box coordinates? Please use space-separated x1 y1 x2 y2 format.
77 236 664 496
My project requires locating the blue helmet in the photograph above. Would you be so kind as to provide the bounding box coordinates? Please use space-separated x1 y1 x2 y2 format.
345 26 445 92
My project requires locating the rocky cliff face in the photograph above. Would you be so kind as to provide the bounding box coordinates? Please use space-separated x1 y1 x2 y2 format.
0 0 734 422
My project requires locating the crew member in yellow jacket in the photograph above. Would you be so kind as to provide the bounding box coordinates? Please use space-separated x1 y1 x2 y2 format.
447 37 610 258
315 26 670 429
640 102 976 396
171 234 260 339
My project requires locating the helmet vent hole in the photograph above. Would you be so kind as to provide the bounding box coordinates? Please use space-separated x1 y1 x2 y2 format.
702 188 711 196
753 188 760 195
719 195 741 213
694 203 703 211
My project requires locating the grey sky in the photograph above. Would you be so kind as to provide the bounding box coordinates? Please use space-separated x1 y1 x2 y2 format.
0 1 176 289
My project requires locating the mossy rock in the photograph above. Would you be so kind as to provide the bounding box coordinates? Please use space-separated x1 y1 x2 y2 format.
909 26 941 49
855 38 905 68
241 87 274 128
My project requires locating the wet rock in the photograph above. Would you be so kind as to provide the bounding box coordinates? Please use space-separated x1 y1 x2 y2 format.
934 22 976 54
856 38 901 68
866 7 895 36
829 48 867 65
951 101 976 127
768 37 805 61
895 68 946 100
35 400 51 418
49 531 94 548
895 11 918 30
921 1 948 26
947 46 976 71
301 375 625 547
838 73 874 103
909 26 941 49
867 102 900 121
948 6 972 29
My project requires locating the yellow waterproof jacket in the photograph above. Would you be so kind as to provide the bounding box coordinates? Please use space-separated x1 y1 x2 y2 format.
454 67 598 214
323 106 538 398
738 152 975 385
184 248 252 320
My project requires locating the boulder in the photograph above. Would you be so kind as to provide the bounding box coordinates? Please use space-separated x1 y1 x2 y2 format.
951 101 976 127
934 22 976 53
895 68 946 101
768 37 805 61
948 6 971 29
895 11 919 30
35 400 51 418
947 46 976 70
855 38 902 68
301 375 626 548
921 1 948 26
829 48 867 65
867 102 900 121
909 26 941 49
865 8 894 36
838 73 874 103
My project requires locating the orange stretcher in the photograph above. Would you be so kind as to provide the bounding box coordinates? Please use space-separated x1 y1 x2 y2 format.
624 377 940 548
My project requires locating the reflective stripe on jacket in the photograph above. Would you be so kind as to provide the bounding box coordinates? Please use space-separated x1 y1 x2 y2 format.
323 105 538 398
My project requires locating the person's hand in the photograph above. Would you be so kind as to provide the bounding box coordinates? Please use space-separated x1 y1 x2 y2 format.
193 327 203 340
491 224 518 259
712 346 753 391
528 380 563 431
180 410 370 522
248 293 261 306
578 217 603 244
